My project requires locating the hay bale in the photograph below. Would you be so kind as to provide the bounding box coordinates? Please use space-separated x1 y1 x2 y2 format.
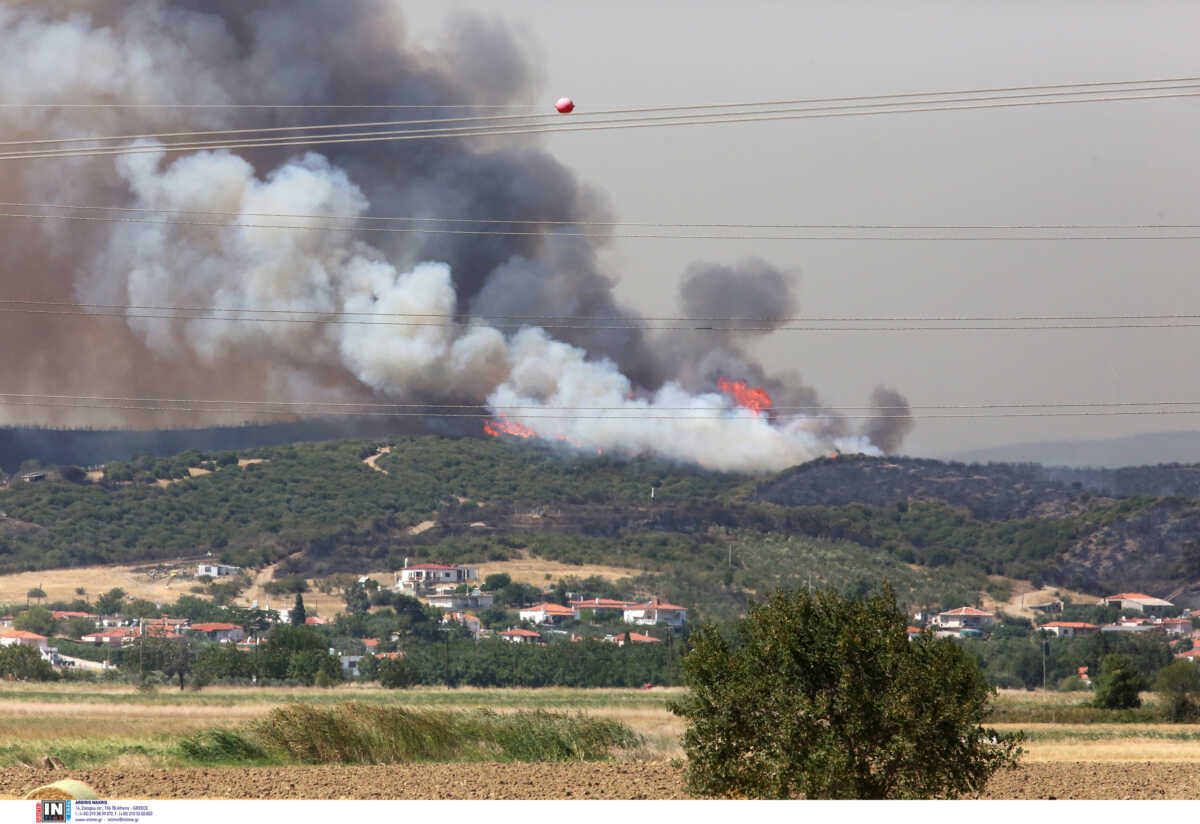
24 779 100 800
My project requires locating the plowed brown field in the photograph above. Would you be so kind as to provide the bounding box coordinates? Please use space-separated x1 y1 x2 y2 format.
2 761 1199 800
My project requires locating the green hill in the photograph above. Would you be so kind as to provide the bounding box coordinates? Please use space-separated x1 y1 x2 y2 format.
3 437 1200 620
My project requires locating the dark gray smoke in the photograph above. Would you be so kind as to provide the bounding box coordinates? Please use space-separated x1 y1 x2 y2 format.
0 1 912 468
863 387 915 454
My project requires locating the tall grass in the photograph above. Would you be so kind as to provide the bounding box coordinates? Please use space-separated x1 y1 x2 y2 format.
178 703 643 765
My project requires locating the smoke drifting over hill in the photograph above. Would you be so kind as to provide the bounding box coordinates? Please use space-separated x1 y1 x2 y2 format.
0 0 912 470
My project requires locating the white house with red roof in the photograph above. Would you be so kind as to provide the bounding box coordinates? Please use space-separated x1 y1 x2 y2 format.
186 622 244 643
0 630 48 652
394 560 478 594
499 628 543 644
1163 617 1194 637
1102 593 1174 615
440 612 482 638
1039 621 1100 638
623 598 687 629
608 631 662 646
931 607 995 630
82 628 133 647
570 598 639 617
519 603 578 626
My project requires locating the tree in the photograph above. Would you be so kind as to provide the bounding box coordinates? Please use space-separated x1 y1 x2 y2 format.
1154 659 1200 721
290 594 307 627
14 606 55 637
1093 653 1148 710
0 644 56 681
669 585 1022 799
95 588 127 616
26 587 46 605
343 581 370 616
483 573 511 591
63 616 97 639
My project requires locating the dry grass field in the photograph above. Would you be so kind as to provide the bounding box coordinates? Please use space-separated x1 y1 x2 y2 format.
0 683 1199 798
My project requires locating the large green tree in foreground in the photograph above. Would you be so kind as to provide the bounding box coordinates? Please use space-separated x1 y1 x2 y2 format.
670 584 1022 799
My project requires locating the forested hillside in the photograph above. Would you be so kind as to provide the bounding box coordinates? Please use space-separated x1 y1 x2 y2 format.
3 436 1200 619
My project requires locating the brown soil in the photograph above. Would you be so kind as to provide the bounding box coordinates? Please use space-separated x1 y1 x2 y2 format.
1 762 1198 800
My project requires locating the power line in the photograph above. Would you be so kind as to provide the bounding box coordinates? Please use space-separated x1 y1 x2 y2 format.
5 396 1200 421
9 76 1199 148
8 297 1200 323
5 304 1200 331
1 208 1195 241
4 89 1198 162
4 200 1198 232
5 391 1200 412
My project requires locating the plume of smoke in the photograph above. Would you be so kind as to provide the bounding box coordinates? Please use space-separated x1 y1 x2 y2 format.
862 387 915 454
0 1 915 467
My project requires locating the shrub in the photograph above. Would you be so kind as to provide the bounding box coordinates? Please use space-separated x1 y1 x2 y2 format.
1154 659 1200 722
670 584 1022 799
1093 654 1148 710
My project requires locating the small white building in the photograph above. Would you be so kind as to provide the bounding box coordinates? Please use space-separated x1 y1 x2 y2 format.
931 607 995 630
394 561 478 593
519 603 578 626
441 611 482 639
1103 593 1174 616
1039 621 1100 638
197 563 241 578
187 622 244 643
623 598 687 629
0 630 48 652
426 590 494 611
499 628 543 644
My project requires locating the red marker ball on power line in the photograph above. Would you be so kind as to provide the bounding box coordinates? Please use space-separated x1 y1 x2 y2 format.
555 97 575 114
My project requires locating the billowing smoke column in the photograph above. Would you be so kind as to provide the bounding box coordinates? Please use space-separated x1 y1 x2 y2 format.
0 0 912 472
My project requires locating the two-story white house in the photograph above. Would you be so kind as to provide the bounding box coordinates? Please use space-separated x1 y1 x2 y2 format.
623 598 687 629
931 607 995 631
519 603 578 626
394 561 478 594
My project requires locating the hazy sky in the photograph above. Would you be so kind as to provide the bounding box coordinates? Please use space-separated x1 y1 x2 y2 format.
403 1 1200 456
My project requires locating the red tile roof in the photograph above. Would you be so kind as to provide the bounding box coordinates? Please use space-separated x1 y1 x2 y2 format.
938 607 993 616
305 617 327 625
1176 649 1200 659
1106 593 1156 601
1040 621 1099 629
189 622 238 632
52 611 95 619
500 628 542 638
376 651 403 659
569 599 638 610
632 598 687 612
1 630 46 640
362 638 379 648
521 603 577 615
84 628 131 639
623 632 662 643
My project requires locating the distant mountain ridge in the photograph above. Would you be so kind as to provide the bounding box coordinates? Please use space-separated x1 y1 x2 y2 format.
943 430 1200 469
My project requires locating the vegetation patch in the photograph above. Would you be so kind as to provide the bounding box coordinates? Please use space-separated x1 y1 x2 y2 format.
180 704 642 765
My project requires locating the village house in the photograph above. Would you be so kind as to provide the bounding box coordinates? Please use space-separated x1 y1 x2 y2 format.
519 603 578 626
931 607 995 631
623 598 687 629
608 632 662 646
440 611 482 639
426 589 494 611
0 630 48 652
187 622 244 643
499 628 543 645
196 563 241 578
906 626 923 640
394 561 478 594
82 628 132 647
1039 621 1100 638
570 598 638 618
51 611 98 622
1102 593 1174 615
1176 647 1200 661
1162 617 1194 637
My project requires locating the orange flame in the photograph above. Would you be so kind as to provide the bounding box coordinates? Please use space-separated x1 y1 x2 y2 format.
718 378 773 415
483 415 537 439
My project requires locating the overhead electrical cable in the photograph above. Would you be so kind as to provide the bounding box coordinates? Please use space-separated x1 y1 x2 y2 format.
3 89 1199 162
8 76 1200 148
0 210 1196 241
5 396 1200 421
3 200 1199 232
5 391 1200 413
4 72 1200 109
